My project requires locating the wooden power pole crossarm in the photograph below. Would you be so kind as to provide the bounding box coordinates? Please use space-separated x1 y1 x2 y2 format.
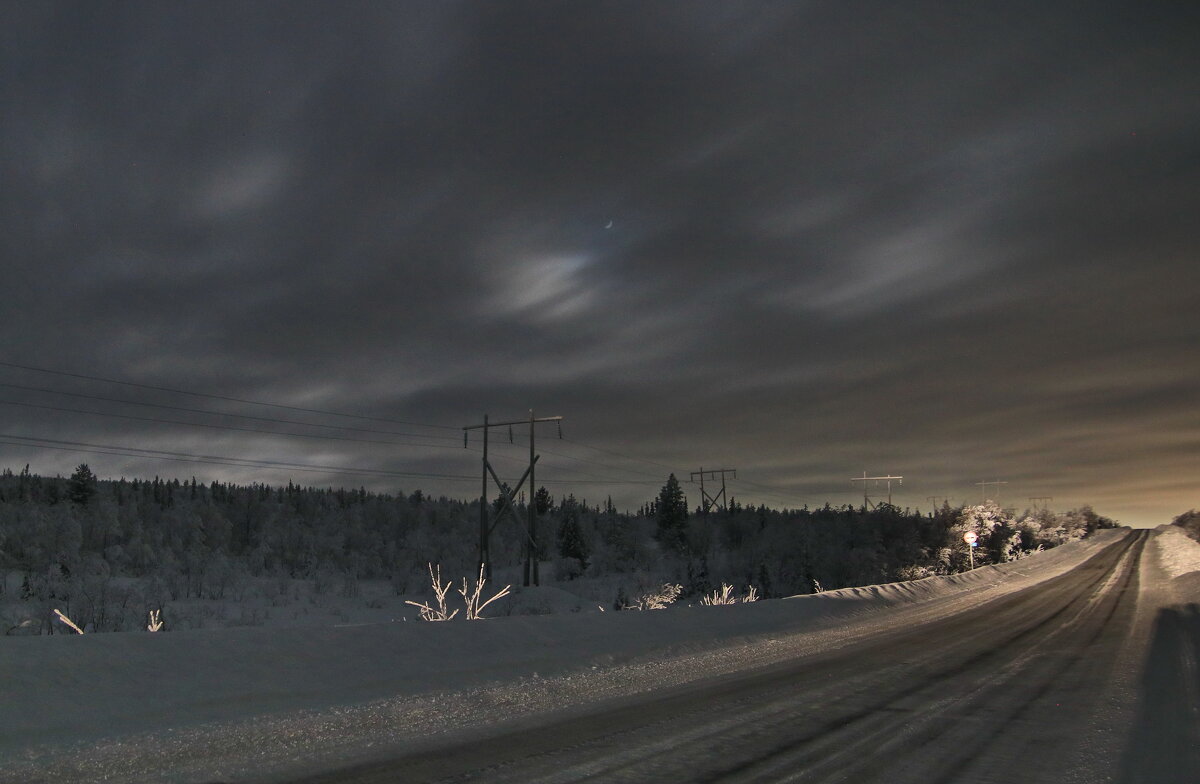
464 415 564 432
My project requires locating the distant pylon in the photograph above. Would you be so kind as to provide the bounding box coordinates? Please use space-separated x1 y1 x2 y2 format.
852 472 902 509
464 411 563 586
690 467 736 514
1029 496 1053 512
976 480 1008 504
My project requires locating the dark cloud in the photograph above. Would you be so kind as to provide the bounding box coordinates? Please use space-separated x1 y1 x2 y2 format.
1 1 1197 524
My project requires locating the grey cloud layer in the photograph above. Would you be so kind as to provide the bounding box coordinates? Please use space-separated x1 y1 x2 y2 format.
1 1 1197 523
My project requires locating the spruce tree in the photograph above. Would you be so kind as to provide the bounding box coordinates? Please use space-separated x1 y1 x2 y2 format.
534 486 554 516
557 508 590 570
655 474 689 553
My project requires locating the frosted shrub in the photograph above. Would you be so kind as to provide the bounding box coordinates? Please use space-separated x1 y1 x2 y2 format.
404 563 511 621
1004 531 1044 562
554 557 585 581
702 583 737 605
340 570 361 599
405 563 458 621
458 565 511 620
312 565 339 597
700 583 760 605
895 564 934 581
626 583 682 610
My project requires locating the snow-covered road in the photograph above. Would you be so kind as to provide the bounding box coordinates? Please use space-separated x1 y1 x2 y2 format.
3 527 1197 783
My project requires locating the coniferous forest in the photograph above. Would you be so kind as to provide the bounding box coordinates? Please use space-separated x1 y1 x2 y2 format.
0 464 1117 634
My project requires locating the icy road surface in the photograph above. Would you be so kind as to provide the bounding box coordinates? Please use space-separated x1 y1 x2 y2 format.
2 527 1197 783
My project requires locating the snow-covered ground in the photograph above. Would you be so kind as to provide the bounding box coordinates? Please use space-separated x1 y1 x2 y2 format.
1 527 1195 784
1153 524 1200 579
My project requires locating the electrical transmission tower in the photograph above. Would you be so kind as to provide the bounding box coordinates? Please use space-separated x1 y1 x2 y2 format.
976 480 1008 504
851 472 903 509
463 411 562 587
690 467 736 514
1029 496 1053 511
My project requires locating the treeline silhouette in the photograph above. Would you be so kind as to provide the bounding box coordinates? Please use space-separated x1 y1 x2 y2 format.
0 464 1117 633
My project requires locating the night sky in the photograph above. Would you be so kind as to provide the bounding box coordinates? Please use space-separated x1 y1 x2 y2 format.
2 1 1197 525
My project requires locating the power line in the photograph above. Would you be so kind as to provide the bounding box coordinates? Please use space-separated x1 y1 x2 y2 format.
0 360 458 430
0 434 479 481
731 476 817 506
0 399 465 450
0 363 735 489
506 437 820 507
0 382 460 441
485 435 672 484
851 472 903 509
537 477 660 486
464 411 564 585
462 440 665 487
0 363 847 508
559 437 686 475
976 479 1008 504
0 432 659 488
1029 496 1053 511
552 439 821 508
691 467 736 514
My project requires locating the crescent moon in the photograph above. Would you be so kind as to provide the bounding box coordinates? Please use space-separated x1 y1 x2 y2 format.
605 220 613 229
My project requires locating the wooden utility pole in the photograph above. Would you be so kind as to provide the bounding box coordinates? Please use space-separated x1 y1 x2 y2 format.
464 411 562 586
690 467 736 514
851 472 903 509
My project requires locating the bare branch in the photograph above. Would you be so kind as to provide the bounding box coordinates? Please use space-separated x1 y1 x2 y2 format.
53 609 85 634
459 564 511 620
404 563 459 621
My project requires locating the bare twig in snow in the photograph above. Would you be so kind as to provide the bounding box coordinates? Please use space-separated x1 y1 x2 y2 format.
53 609 85 634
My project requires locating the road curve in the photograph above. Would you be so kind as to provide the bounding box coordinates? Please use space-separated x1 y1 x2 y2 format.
288 530 1190 784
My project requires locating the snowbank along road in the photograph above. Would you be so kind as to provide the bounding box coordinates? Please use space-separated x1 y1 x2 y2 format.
2 527 1197 783
281 529 1199 784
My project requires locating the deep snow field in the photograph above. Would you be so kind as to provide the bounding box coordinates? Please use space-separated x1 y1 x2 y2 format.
1 526 1196 784
0 562 614 636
